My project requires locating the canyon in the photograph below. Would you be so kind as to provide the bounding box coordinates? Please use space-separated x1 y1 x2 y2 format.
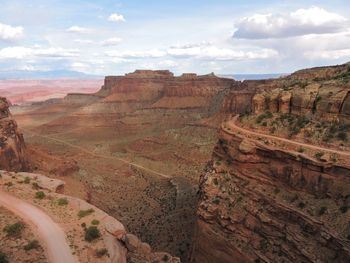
0 63 349 263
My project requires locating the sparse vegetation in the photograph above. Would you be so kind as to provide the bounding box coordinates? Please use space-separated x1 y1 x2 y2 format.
32 182 40 190
340 206 348 214
78 208 94 219
212 198 220 205
256 111 272 124
95 248 108 258
24 240 40 251
91 219 100 225
3 222 25 238
23 176 31 184
298 202 306 209
0 251 8 263
319 206 327 216
84 226 101 242
35 191 45 199
57 198 68 206
314 152 324 160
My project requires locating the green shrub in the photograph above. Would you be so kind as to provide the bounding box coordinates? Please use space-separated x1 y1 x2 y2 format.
96 248 108 258
314 152 324 160
319 206 327 216
3 222 24 238
212 198 220 205
57 198 68 206
298 202 306 209
340 206 348 214
162 255 169 262
78 208 94 219
24 240 40 251
35 191 45 199
24 177 31 184
91 219 100 225
337 132 348 141
297 147 304 153
0 251 8 263
32 182 40 190
84 226 101 242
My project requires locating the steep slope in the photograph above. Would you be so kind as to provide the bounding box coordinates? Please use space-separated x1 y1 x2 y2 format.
0 97 28 171
191 63 350 263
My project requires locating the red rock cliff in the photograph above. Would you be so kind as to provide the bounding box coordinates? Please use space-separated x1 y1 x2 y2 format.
191 120 350 263
0 97 28 171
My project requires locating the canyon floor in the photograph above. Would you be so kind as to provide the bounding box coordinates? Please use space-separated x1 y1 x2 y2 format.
12 102 218 261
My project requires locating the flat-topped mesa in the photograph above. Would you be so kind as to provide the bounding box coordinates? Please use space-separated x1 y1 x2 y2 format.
93 70 237 110
0 97 28 171
64 93 103 105
164 74 233 97
125 70 174 78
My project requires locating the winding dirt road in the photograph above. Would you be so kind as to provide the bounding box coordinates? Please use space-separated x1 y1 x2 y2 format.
225 116 350 157
0 190 77 263
23 129 172 179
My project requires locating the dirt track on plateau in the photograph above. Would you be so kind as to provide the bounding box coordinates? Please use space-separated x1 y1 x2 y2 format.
0 190 77 263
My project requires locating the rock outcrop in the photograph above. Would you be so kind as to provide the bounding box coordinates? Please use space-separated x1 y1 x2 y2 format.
250 63 350 120
79 70 236 114
191 122 350 263
0 97 28 171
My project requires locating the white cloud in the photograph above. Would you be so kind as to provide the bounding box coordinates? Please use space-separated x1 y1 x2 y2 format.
108 13 126 22
74 39 94 44
233 6 348 39
170 41 212 49
0 23 24 40
305 48 350 59
168 46 278 60
0 46 79 59
0 47 31 59
66 26 89 33
101 37 122 46
104 44 278 61
105 49 166 58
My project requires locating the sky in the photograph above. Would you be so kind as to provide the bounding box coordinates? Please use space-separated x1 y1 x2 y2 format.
0 0 350 75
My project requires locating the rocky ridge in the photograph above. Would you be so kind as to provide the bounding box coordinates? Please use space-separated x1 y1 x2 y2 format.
0 170 181 263
0 97 28 171
191 62 350 263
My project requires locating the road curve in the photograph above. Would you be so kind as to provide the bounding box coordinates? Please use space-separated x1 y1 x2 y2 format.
225 116 350 157
23 129 172 179
0 190 77 263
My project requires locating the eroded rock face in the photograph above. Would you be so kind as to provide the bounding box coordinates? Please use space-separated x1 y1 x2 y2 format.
0 97 28 171
93 70 236 111
191 128 350 263
249 63 350 120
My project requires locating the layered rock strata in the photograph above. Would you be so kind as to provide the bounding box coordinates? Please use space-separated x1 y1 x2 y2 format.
0 97 28 171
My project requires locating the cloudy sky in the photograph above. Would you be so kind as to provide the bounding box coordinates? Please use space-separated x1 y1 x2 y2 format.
1 0 350 75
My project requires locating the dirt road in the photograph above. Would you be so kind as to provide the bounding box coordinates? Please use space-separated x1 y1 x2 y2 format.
225 116 350 157
0 190 77 263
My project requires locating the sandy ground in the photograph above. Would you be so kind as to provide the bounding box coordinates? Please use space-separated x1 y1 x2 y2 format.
0 190 77 263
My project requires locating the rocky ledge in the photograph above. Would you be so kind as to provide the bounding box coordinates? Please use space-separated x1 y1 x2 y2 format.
0 97 28 171
191 125 350 263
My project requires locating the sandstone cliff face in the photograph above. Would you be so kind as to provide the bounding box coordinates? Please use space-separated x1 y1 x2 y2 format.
191 125 350 263
250 63 350 120
0 97 28 171
92 71 235 111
